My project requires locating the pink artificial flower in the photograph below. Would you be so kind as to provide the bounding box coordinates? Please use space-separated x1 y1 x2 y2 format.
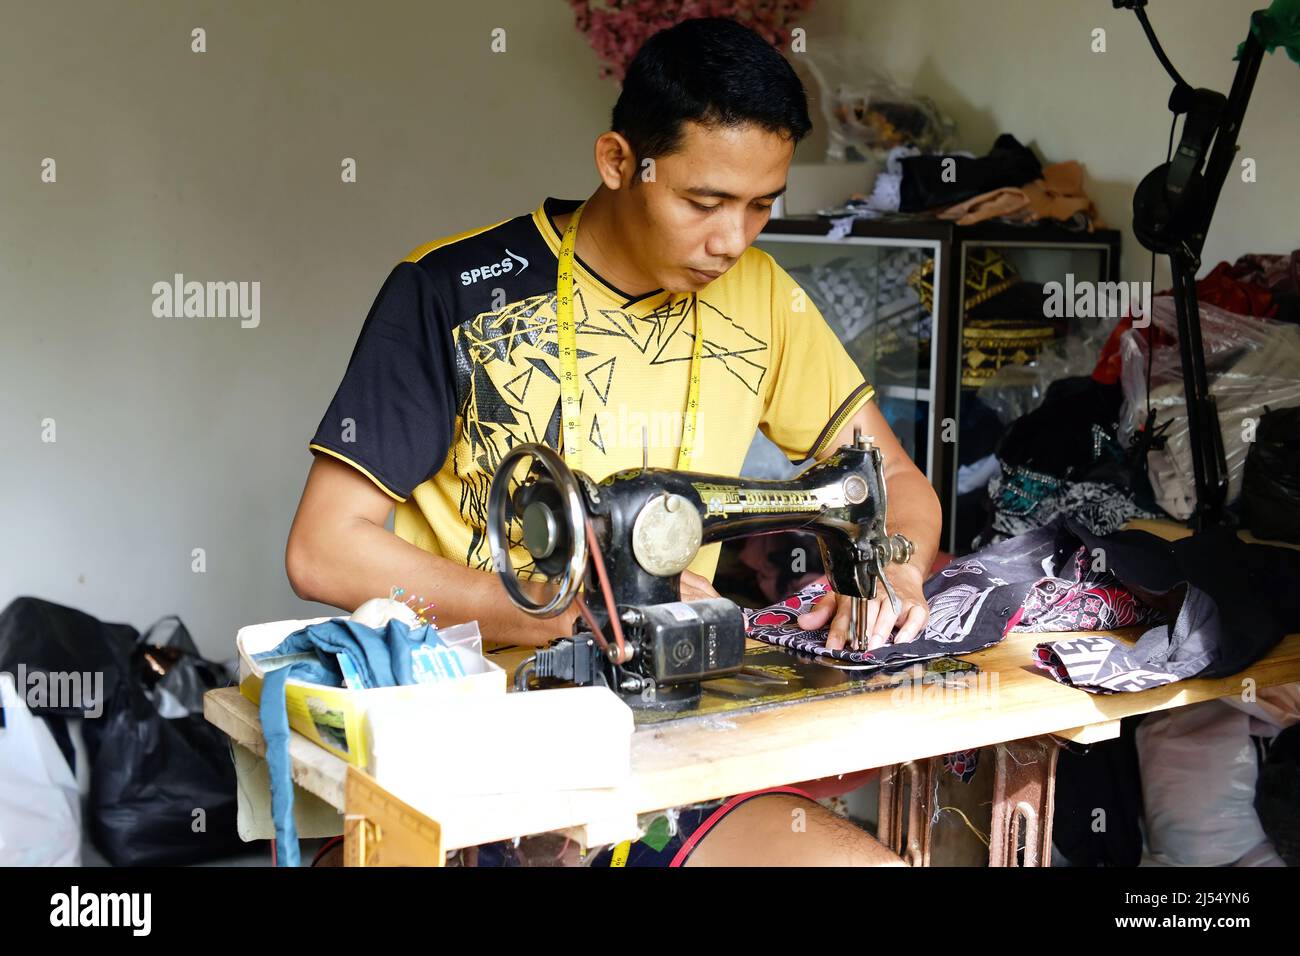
569 0 816 81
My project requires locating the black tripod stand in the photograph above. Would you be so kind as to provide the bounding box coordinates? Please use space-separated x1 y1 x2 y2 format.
1117 1 1270 529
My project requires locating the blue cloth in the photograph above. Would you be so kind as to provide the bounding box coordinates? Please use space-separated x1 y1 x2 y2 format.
255 618 443 866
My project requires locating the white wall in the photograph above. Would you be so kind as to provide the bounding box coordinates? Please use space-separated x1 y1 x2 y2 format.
4 0 1295 657
1 0 616 657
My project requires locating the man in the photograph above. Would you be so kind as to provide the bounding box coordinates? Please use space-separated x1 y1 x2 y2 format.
287 17 941 866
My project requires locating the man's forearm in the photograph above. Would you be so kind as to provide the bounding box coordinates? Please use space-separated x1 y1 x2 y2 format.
818 401 943 580
288 516 576 647
883 469 942 579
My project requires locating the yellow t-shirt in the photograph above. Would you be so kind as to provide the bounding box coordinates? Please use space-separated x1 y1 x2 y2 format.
309 197 874 582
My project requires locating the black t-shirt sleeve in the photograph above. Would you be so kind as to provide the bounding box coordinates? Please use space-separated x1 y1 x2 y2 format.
308 261 457 501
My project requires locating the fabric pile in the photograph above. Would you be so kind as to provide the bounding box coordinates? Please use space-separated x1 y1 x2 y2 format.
835 133 1106 234
744 514 1300 698
963 250 1300 548
936 159 1105 232
974 376 1163 548
1088 249 1300 523
1031 521 1300 693
744 515 1164 667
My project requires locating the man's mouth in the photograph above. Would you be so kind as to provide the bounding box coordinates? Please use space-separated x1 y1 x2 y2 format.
688 268 724 283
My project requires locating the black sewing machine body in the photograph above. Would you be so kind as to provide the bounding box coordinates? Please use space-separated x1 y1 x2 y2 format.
488 440 913 711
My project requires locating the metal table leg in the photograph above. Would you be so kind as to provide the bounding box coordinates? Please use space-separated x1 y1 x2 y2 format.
988 737 1059 867
877 736 1060 868
876 757 938 867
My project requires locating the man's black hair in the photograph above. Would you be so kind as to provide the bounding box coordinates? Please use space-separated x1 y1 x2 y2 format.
611 17 812 162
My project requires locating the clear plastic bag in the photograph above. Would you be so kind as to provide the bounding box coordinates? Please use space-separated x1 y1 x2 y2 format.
1118 297 1300 519
802 47 956 162
977 316 1118 425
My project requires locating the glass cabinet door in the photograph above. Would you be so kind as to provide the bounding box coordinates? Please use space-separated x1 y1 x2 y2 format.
947 238 1119 554
744 235 941 478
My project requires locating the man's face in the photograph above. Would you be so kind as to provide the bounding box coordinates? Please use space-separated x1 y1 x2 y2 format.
619 121 795 294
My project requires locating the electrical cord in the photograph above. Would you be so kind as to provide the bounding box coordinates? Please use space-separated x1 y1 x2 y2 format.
582 514 630 663
1133 4 1192 94
512 655 537 692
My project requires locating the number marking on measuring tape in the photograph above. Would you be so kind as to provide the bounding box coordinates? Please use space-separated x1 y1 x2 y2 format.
555 202 704 471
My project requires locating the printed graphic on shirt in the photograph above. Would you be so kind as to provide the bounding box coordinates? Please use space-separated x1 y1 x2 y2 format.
450 288 772 572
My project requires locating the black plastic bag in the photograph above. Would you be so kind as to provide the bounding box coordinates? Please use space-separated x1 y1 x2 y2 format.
1256 723 1300 866
81 615 242 866
0 596 135 717
1242 405 1300 544
83 681 243 866
0 596 138 775
132 616 232 715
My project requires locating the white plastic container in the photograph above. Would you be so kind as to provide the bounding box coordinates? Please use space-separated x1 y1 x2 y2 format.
366 684 634 796
236 616 505 768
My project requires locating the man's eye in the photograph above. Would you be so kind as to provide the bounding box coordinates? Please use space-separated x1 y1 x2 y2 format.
690 200 720 213
753 202 774 211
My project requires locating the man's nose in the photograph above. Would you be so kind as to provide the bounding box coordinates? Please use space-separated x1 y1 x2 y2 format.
706 208 748 261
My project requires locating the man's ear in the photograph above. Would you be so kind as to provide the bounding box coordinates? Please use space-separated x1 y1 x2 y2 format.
593 131 637 190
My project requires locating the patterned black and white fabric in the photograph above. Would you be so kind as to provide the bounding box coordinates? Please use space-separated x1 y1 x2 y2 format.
744 516 1162 666
745 515 1300 694
786 247 930 359
1033 521 1300 693
1032 635 1183 693
978 473 1162 547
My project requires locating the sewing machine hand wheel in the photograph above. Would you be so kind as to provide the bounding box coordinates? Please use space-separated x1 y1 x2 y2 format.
486 443 589 618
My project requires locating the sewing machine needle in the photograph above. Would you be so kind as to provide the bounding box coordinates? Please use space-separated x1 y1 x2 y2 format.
846 594 856 650
848 595 867 651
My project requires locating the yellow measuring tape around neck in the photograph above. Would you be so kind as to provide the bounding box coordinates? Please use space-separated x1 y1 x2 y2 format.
556 201 704 473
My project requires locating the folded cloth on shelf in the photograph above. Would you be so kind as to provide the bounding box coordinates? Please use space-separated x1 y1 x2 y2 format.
937 161 1106 231
743 516 1162 666
898 133 1042 212
937 187 1031 225
1021 161 1106 228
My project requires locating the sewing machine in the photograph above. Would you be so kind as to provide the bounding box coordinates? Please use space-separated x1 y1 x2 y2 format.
486 431 914 711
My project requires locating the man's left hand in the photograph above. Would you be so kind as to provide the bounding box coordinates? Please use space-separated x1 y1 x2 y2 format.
796 564 929 652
